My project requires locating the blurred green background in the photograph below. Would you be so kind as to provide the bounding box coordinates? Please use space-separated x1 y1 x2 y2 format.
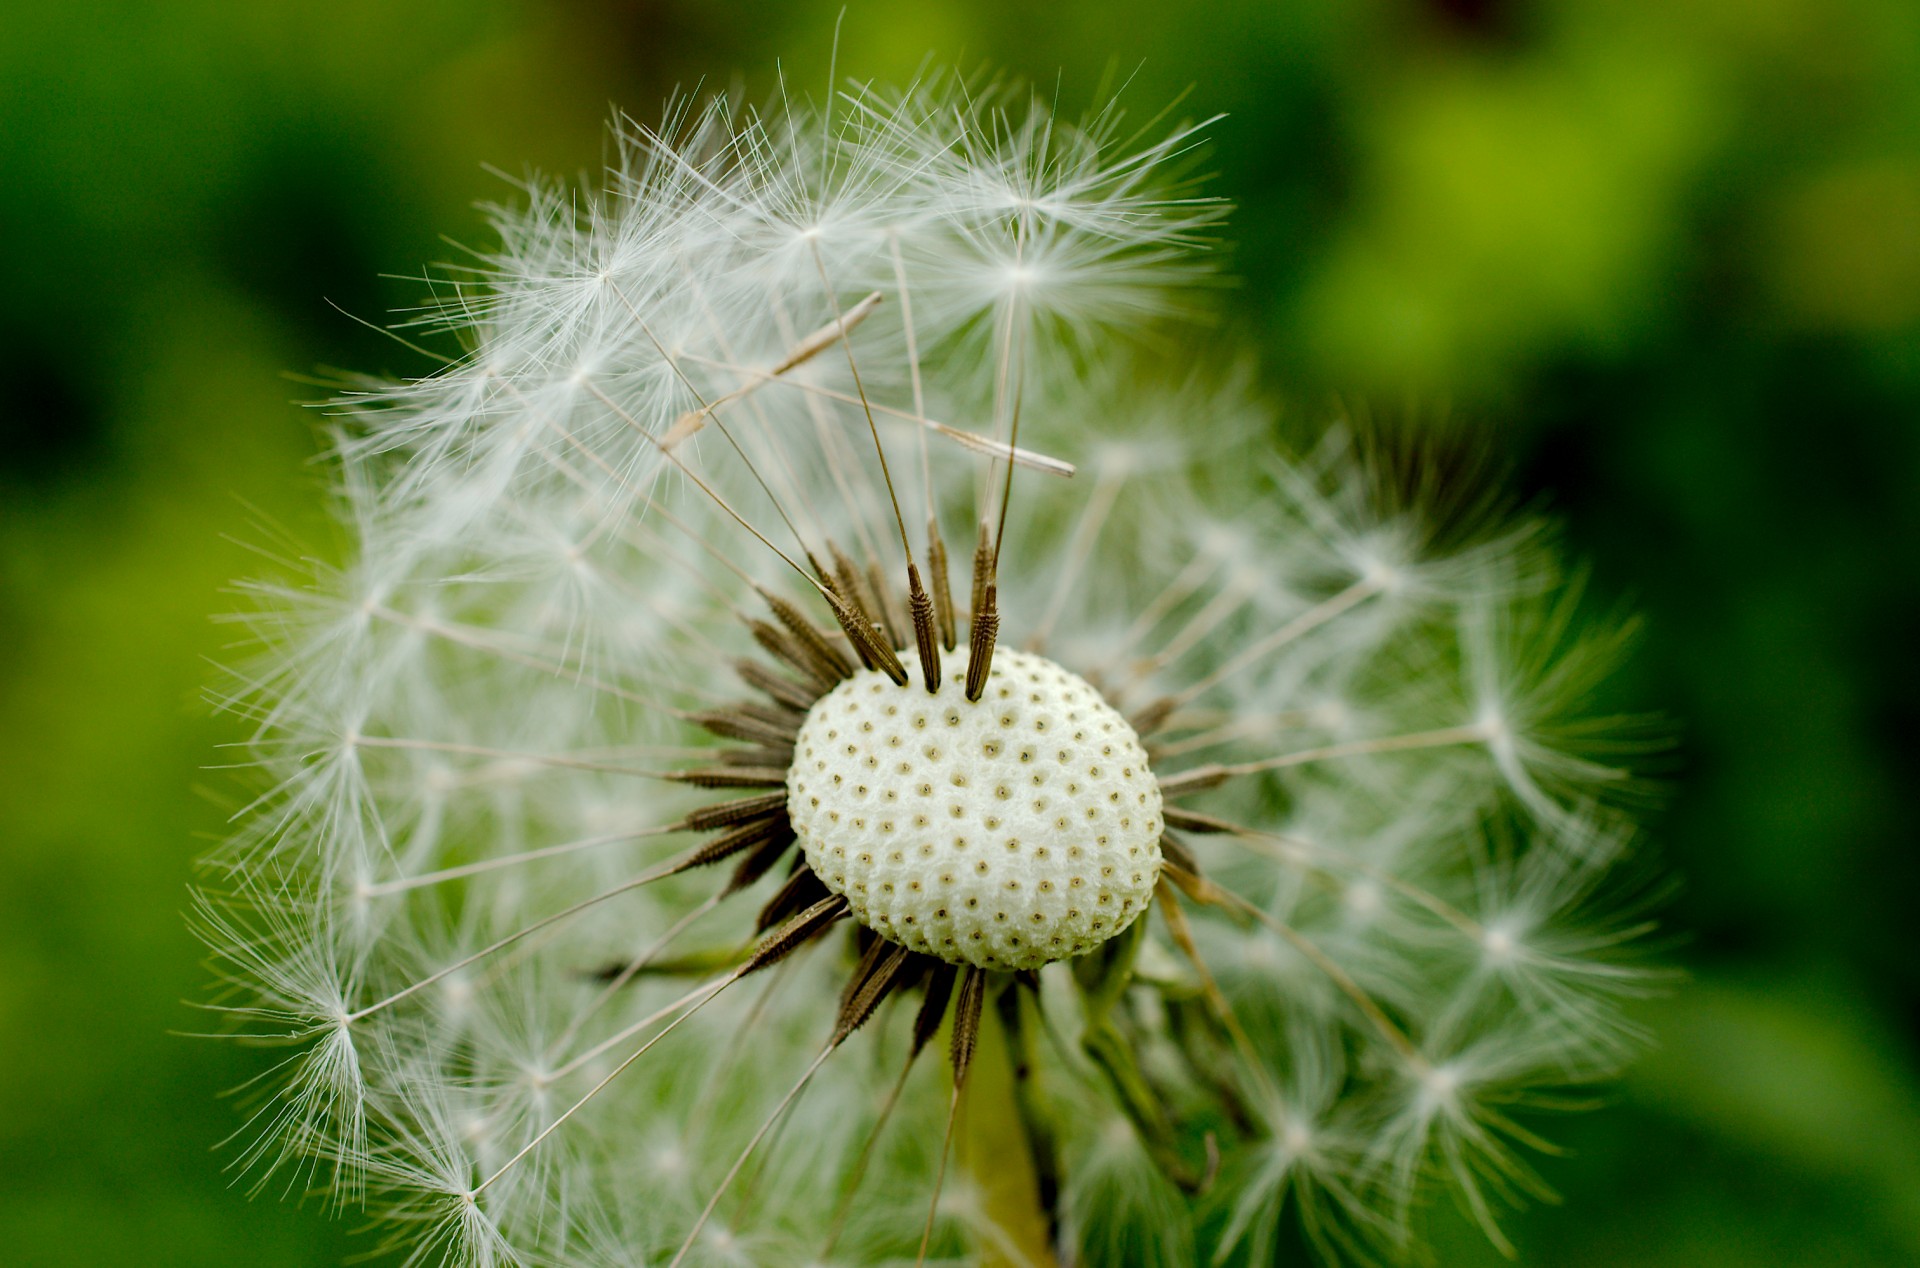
2 1 1916 1263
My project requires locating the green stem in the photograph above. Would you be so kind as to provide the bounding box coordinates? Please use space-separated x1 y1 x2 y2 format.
959 999 1060 1267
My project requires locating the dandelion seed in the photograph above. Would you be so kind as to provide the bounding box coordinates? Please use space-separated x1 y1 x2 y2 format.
199 69 1659 1266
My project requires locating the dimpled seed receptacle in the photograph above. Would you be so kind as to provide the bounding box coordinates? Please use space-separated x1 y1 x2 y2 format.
788 647 1163 971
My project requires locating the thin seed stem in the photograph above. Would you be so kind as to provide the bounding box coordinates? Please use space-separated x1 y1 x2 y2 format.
345 857 696 1023
667 1043 839 1268
1148 711 1318 760
990 300 1029 578
346 735 689 779
550 966 741 1085
928 519 957 652
981 271 1021 520
673 255 834 552
919 965 987 1263
916 1082 966 1268
888 231 933 524
1123 577 1250 693
1168 577 1383 708
1154 881 1280 1106
544 891 728 1064
821 1041 920 1259
612 282 817 563
473 972 740 1195
1029 460 1129 652
1208 885 1427 1071
636 496 774 593
358 824 686 898
1212 723 1493 779
682 957 795 1141
809 246 915 567
366 605 656 709
578 380 830 597
1226 826 1489 945
672 352 1075 477
1111 551 1222 662
776 302 895 570
493 368 824 596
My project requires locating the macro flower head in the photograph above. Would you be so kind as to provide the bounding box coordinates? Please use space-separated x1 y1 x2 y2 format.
199 71 1659 1267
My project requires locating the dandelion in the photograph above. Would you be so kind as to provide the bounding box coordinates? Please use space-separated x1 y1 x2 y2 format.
198 71 1659 1266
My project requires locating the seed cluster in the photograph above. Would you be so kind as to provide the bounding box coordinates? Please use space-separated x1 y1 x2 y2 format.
789 648 1163 970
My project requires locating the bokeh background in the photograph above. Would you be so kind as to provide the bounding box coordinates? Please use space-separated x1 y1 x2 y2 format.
2 1 1916 1263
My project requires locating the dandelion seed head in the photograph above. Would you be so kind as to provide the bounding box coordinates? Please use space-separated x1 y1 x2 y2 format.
198 67 1662 1267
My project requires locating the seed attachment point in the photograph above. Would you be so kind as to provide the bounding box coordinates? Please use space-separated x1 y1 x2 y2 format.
965 584 999 704
909 564 941 693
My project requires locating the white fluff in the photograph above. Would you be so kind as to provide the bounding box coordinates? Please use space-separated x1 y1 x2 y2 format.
198 70 1658 1267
